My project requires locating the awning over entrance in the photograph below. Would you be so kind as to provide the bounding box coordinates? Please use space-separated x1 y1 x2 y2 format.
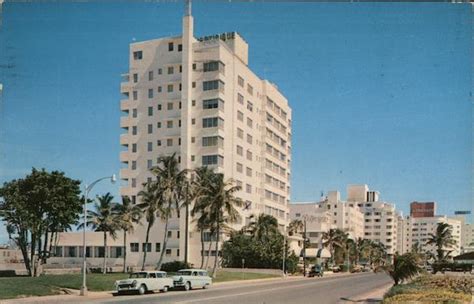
300 248 331 258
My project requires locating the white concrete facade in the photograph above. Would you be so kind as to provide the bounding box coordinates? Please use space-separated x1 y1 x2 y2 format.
398 215 462 257
118 7 291 267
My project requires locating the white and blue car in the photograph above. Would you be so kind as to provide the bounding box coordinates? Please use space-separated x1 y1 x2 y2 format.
172 269 212 291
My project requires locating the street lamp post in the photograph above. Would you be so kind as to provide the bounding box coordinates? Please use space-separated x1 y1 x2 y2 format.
303 218 307 277
80 174 116 296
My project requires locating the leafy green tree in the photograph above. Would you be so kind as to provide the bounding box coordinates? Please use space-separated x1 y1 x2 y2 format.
113 196 142 273
288 219 303 236
0 168 82 277
137 182 162 270
78 193 118 274
150 154 188 270
426 222 456 263
322 228 345 263
388 253 421 285
246 214 280 243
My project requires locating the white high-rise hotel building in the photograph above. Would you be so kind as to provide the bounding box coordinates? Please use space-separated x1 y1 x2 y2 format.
119 3 291 266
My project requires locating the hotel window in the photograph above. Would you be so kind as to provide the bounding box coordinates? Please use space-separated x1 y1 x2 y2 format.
147 124 153 134
133 73 138 83
246 184 252 193
167 102 173 110
236 163 243 173
237 128 243 139
179 65 182 73
202 117 221 128
247 118 253 128
202 155 223 166
237 93 244 105
247 84 253 95
192 82 196 88
148 88 153 99
131 178 136 188
247 134 253 144
147 159 153 169
247 101 253 112
147 142 153 152
168 42 174 51
132 108 137 118
178 120 181 127
167 84 174 92
157 140 161 146
191 155 195 161
133 91 138 100
132 144 137 153
166 249 172 255
237 111 244 122
131 161 136 170
192 100 196 106
203 98 220 109
148 71 153 81
157 122 162 128
142 243 151 252
167 231 172 238
178 44 183 52
202 136 219 147
158 68 162 75
158 86 162 93
192 63 196 70
130 243 139 252
148 107 153 116
167 139 173 146
158 104 162 110
179 83 182 91
132 126 137 135
133 51 142 60
192 118 196 125
236 145 243 156
238 76 244 87
246 150 252 161
155 243 161 252
178 138 181 146
168 66 174 74
191 137 195 143
203 80 224 91
246 167 252 177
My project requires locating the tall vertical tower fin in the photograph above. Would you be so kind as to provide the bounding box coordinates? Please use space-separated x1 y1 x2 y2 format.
185 0 192 17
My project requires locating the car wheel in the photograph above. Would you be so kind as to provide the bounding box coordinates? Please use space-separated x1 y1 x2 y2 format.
203 284 208 289
161 286 168 293
138 284 146 295
184 282 191 291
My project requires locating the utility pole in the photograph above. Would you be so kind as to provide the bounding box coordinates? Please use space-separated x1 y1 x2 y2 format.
303 218 307 277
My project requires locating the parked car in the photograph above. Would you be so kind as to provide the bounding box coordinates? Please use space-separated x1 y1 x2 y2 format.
351 265 363 273
330 265 341 273
172 269 212 291
308 264 324 277
114 271 173 295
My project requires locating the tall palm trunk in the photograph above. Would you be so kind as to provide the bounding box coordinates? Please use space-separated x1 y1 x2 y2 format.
157 217 169 269
199 229 205 269
103 232 107 274
142 222 152 270
212 226 219 278
123 230 127 273
205 239 213 269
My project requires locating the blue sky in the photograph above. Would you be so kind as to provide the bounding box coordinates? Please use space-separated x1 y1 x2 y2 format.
0 2 472 243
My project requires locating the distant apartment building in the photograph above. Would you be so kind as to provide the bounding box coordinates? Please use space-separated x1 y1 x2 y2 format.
347 185 399 255
410 201 436 218
453 211 474 253
117 4 292 267
290 190 365 248
398 215 462 257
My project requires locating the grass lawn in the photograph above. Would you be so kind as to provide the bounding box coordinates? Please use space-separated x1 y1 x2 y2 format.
0 271 279 300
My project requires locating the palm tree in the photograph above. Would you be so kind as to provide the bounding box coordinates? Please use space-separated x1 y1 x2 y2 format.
426 222 456 263
78 193 118 274
113 196 142 273
200 174 242 278
322 228 345 262
246 214 280 242
137 182 162 270
152 154 188 270
388 253 421 285
190 167 215 269
288 219 304 236
353 237 370 265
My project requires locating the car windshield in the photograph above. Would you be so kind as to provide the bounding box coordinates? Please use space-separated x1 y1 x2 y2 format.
177 271 192 276
129 272 148 278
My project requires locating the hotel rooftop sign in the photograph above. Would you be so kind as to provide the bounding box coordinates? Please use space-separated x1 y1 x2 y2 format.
197 32 237 42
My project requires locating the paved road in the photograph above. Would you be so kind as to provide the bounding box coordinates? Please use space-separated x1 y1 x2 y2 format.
94 272 391 304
